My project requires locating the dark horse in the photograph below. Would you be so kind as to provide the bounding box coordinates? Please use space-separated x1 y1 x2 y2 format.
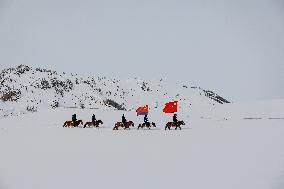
113 121 134 130
63 120 84 128
138 122 156 130
83 120 104 128
165 120 185 130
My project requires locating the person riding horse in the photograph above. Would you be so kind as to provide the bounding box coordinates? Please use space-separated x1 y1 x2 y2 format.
122 114 127 127
173 113 178 126
92 114 96 125
72 114 77 124
144 114 149 127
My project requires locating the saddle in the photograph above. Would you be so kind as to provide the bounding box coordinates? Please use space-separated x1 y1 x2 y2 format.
170 121 177 126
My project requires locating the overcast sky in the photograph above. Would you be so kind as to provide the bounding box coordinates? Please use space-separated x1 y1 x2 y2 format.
0 0 284 102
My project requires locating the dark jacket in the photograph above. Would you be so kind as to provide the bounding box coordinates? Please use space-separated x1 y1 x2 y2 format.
144 115 148 123
72 114 77 122
92 114 96 123
173 114 178 123
122 114 127 123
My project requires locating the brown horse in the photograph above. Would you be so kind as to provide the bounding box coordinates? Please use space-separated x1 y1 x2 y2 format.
113 121 134 130
165 120 185 130
83 120 103 128
138 122 156 130
63 120 83 128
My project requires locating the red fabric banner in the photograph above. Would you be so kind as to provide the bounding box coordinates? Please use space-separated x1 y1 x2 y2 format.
136 105 148 113
163 101 178 113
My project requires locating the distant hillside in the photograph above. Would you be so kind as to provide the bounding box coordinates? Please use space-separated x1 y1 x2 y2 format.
0 65 229 117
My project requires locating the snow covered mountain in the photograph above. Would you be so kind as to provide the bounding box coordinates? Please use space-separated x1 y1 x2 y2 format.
0 65 229 117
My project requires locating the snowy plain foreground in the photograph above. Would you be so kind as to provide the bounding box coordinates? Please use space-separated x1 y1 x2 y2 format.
0 100 284 189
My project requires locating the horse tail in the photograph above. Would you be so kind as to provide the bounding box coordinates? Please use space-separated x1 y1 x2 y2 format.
165 122 171 130
113 125 118 130
113 123 118 130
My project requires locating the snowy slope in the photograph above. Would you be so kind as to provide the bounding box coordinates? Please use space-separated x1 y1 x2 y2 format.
1 65 283 189
0 65 229 118
0 100 283 189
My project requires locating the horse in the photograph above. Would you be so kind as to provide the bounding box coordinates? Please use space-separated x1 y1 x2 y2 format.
113 121 134 130
165 120 185 130
63 120 83 128
137 122 156 130
83 120 104 128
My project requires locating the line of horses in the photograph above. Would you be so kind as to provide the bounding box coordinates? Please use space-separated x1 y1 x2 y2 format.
63 120 186 130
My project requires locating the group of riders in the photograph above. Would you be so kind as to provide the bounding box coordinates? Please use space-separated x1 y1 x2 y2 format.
71 113 180 128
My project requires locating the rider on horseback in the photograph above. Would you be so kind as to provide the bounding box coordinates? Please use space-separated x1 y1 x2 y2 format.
72 114 77 125
173 113 178 126
92 114 96 125
144 114 149 126
122 114 127 127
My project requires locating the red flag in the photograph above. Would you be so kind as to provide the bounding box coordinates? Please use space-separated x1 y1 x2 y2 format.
136 105 148 116
163 101 178 113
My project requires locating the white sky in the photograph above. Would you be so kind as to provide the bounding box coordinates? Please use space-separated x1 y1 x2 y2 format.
0 0 284 102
